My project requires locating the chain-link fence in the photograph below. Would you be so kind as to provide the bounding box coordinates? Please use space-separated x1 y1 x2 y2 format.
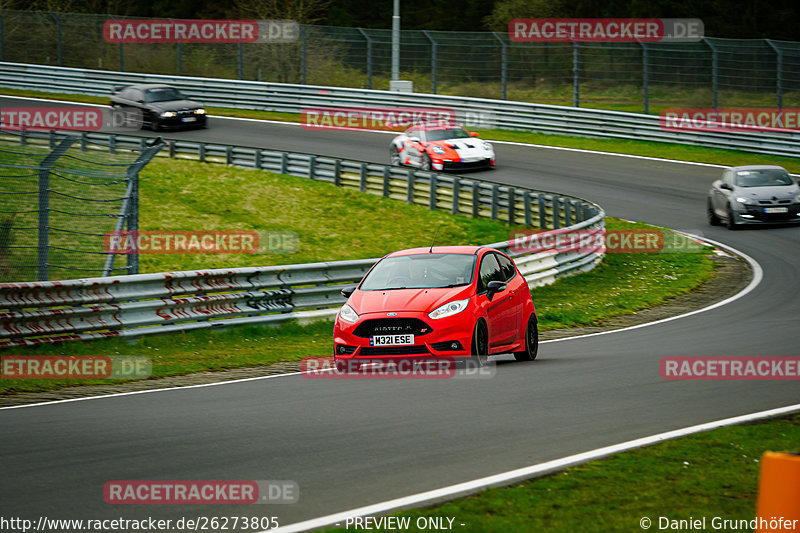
0 131 163 282
0 10 798 112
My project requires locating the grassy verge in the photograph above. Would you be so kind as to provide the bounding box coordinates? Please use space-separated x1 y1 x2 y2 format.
324 414 800 533
2 87 798 174
0 217 715 395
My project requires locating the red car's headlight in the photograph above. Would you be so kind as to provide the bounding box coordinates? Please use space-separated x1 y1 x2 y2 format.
428 298 469 320
338 304 359 323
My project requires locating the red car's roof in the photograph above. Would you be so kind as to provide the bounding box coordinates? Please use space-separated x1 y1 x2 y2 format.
385 245 485 257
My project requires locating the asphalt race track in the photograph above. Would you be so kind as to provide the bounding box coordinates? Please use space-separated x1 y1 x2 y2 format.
1 97 799 530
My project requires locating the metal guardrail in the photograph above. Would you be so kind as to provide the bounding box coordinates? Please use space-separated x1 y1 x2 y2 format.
1 62 798 158
0 131 605 346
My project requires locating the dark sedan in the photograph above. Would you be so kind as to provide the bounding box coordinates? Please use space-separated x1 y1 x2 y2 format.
110 84 207 131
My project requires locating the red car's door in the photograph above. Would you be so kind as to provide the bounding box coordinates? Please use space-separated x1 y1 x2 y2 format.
476 253 516 348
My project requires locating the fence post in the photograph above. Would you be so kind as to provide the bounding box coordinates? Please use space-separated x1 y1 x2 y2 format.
641 42 649 114
359 163 367 192
357 28 373 89
127 160 139 275
49 12 62 67
537 195 546 228
299 26 307 84
766 40 783 109
37 137 76 281
422 30 437 94
507 187 515 225
572 43 580 107
178 43 183 76
0 14 5 62
309 155 317 178
705 38 719 110
238 43 244 80
523 191 532 227
452 178 460 215
552 196 561 229
493 32 508 100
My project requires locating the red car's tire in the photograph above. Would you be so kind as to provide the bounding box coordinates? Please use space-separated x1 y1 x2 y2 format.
513 314 539 361
471 320 489 367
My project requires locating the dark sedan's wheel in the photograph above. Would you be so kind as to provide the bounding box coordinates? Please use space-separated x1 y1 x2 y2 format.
390 146 401 166
421 154 432 172
513 314 539 361
151 118 161 132
471 320 489 367
726 204 738 230
707 199 721 226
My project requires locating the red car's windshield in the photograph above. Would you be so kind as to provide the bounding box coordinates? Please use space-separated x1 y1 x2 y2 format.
360 253 476 290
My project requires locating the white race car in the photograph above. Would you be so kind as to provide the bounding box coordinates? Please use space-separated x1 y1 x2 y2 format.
390 124 495 171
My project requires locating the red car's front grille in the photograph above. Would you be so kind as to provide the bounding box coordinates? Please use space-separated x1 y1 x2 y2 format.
359 345 431 356
353 318 432 338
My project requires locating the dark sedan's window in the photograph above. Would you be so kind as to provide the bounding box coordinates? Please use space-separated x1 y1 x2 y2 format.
495 253 517 282
122 88 142 102
145 87 184 103
477 253 502 293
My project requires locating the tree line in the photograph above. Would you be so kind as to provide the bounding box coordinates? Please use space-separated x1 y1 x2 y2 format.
3 0 799 40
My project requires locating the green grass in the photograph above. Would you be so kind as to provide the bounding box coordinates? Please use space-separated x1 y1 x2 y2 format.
0 218 715 395
323 414 800 533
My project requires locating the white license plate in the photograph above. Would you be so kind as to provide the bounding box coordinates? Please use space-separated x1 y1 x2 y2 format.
370 334 414 346
181 117 197 123
764 207 788 213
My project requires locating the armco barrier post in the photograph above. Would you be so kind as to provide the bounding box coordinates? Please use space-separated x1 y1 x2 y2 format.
755 451 800 531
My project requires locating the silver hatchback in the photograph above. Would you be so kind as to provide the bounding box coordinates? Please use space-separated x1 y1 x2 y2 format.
707 165 800 229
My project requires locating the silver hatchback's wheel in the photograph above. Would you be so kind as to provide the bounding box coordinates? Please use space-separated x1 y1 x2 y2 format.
513 314 539 361
707 199 721 226
471 320 489 367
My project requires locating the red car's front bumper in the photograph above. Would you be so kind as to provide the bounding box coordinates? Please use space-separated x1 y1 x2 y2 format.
333 309 477 363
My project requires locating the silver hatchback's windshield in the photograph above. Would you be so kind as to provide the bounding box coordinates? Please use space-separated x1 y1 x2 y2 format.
360 253 476 290
735 169 794 187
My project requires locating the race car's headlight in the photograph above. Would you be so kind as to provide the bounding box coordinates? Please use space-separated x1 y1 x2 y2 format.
338 304 359 323
432 146 445 155
734 196 752 205
160 111 177 118
482 142 492 151
194 108 206 115
428 298 469 320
